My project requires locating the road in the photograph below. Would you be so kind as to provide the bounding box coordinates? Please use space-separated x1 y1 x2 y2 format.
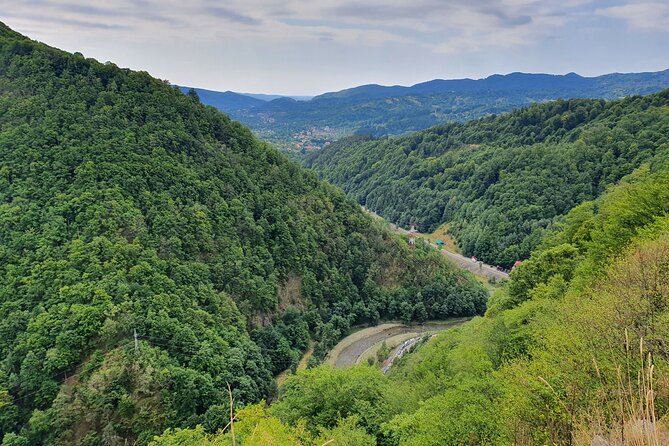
329 320 468 368
438 249 509 281
363 207 509 281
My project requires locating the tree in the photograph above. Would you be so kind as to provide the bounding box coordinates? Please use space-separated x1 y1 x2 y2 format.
272 366 389 437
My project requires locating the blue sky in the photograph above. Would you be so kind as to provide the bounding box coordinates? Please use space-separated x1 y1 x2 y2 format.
2 0 669 95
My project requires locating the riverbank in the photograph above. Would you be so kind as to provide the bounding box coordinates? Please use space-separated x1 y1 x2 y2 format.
325 319 469 370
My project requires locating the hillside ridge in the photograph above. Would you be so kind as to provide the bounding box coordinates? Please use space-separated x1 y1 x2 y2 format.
0 23 486 445
307 90 669 267
191 68 669 153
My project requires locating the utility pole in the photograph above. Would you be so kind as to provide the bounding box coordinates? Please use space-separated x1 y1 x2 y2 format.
134 329 139 353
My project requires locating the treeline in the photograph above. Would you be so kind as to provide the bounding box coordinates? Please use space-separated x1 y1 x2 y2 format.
0 23 486 446
307 91 669 267
153 158 669 445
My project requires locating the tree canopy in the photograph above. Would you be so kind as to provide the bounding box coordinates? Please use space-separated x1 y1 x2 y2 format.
307 91 669 267
241 161 669 446
0 23 485 446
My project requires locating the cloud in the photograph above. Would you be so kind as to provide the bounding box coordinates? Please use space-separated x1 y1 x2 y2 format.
317 0 588 51
596 2 669 32
3 0 667 95
28 14 130 30
0 0 611 55
204 6 262 26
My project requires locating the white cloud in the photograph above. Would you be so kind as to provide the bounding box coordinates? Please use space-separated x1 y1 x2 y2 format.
1 0 597 54
596 2 669 32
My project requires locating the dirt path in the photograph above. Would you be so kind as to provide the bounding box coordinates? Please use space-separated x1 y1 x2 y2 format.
329 319 468 368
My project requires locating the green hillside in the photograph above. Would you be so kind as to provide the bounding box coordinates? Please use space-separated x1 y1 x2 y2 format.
306 92 669 267
195 70 669 154
0 24 486 445
151 142 669 446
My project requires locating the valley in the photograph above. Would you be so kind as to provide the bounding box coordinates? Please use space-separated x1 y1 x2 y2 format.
308 92 669 268
1 14 669 446
189 70 669 153
0 22 489 446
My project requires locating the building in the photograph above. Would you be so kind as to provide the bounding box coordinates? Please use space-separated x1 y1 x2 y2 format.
408 223 417 248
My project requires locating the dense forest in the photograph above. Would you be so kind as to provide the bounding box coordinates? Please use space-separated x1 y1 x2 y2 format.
0 23 487 445
307 92 669 267
193 70 669 152
155 149 669 445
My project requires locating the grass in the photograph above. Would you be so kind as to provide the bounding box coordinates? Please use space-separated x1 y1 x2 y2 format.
568 334 668 446
420 222 460 254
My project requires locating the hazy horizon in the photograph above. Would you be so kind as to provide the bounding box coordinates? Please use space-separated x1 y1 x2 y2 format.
184 68 669 98
3 0 669 95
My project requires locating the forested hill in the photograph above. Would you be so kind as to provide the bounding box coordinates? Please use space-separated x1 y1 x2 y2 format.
306 91 669 267
147 110 669 446
194 70 669 153
175 87 266 114
0 23 486 445
171 141 669 446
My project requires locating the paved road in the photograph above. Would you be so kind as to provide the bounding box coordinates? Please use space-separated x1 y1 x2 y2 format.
438 248 509 281
381 336 425 373
363 208 509 281
334 320 466 368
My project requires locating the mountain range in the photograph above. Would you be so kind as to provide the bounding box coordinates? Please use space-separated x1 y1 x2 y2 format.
185 70 669 153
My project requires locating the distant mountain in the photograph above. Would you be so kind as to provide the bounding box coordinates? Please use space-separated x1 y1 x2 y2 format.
188 70 669 153
313 70 669 101
243 93 313 102
177 86 312 115
177 86 265 113
306 89 669 267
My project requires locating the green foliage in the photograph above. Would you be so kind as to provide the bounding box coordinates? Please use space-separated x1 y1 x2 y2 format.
271 162 669 445
314 417 376 446
1 433 29 446
386 385 505 446
376 341 390 363
307 92 669 267
506 243 581 307
272 366 389 437
0 386 18 439
151 426 223 446
151 405 375 446
0 24 485 445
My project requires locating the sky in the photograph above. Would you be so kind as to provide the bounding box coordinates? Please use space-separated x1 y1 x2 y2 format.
2 0 669 95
